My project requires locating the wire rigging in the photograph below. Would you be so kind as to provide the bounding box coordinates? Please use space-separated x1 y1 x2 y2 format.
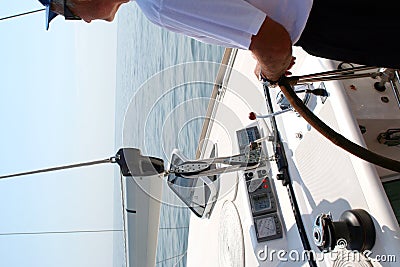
0 157 117 180
0 229 123 236
0 8 45 21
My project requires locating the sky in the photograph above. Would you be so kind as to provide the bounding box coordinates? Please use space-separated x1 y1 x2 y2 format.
0 2 125 266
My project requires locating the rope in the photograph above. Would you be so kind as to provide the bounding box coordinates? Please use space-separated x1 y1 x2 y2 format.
0 157 116 180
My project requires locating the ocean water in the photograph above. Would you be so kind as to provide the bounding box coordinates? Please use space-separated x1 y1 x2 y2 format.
114 3 225 267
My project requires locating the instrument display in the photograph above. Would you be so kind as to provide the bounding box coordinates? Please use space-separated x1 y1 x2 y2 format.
236 126 261 153
252 193 272 212
254 213 283 241
245 172 282 242
247 177 277 215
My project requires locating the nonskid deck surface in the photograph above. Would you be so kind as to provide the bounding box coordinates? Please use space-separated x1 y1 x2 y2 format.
186 48 400 267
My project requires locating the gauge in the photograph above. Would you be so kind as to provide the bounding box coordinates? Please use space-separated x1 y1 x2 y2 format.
255 216 276 238
254 213 283 241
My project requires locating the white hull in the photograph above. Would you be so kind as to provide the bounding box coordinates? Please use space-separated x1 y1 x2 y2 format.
124 175 163 267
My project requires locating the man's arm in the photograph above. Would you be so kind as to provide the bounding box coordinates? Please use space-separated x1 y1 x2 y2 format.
249 17 293 82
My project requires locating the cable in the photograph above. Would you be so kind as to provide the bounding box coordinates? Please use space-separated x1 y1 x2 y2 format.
0 229 122 236
0 157 117 180
0 8 45 21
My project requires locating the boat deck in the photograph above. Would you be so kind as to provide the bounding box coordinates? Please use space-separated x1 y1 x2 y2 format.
187 48 400 266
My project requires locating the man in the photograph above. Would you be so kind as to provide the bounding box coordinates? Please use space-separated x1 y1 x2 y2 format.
38 0 399 83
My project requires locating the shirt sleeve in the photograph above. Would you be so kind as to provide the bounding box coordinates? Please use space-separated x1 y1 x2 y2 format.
137 0 267 49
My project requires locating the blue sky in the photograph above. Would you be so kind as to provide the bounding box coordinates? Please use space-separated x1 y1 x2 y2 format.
0 2 125 266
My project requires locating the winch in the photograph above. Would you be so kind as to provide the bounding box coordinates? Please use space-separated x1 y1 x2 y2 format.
313 209 376 252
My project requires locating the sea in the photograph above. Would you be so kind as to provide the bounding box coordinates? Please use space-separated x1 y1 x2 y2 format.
114 3 225 267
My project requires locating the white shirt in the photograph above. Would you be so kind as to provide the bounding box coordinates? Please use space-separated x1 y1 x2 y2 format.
135 0 312 49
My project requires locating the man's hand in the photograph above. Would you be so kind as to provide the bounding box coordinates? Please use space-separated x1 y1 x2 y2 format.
249 17 293 82
254 56 296 81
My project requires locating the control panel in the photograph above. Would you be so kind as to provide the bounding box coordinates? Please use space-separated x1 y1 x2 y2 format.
245 169 283 242
236 125 283 242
